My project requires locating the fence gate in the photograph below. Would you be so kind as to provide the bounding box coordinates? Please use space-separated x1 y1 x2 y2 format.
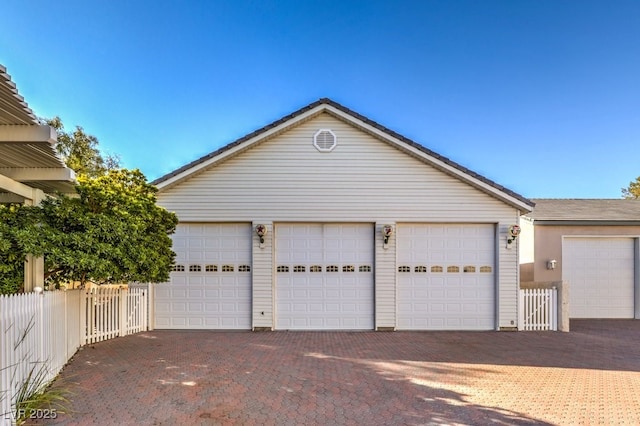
519 288 558 331
82 287 148 345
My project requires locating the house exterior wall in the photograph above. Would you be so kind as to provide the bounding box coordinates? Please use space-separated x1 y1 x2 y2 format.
532 225 640 282
158 112 523 329
519 216 535 282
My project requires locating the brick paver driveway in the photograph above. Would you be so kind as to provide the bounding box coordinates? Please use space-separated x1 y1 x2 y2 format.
39 320 639 425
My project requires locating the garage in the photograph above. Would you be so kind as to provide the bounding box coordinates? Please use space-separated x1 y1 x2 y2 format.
275 224 374 330
396 224 496 330
154 223 252 329
153 99 533 330
563 237 635 319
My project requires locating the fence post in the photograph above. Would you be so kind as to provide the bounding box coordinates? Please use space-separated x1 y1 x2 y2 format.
34 287 45 368
551 286 558 331
79 290 87 346
119 288 127 337
148 283 154 331
517 289 524 331
142 288 148 332
64 289 68 360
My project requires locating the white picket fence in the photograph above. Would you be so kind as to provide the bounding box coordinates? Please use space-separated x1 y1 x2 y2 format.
83 287 148 344
518 288 558 331
0 286 148 424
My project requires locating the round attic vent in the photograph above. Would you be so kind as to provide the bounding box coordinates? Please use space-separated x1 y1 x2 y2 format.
313 129 337 152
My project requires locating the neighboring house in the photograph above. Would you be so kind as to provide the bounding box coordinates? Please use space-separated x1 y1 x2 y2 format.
152 98 534 331
522 199 640 319
0 64 76 290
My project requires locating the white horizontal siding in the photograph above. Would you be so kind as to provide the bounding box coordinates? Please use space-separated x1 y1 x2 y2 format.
498 217 521 329
159 113 515 223
375 222 396 329
252 222 273 329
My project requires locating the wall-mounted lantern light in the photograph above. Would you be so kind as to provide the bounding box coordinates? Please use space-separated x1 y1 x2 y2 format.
506 224 521 249
382 225 393 249
547 259 557 270
255 224 267 248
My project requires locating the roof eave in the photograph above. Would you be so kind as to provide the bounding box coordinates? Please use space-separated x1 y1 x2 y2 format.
533 220 640 226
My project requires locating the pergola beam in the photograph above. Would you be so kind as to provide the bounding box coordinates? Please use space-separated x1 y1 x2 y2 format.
0 124 57 144
0 167 76 182
0 193 28 203
0 172 37 200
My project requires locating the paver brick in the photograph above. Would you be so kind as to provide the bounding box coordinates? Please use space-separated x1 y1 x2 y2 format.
30 320 640 425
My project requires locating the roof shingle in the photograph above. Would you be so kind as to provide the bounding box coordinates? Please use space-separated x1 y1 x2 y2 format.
529 199 640 221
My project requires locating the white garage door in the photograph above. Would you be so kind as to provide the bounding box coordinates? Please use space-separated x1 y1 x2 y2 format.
563 237 635 319
397 224 495 330
154 223 252 329
276 224 374 330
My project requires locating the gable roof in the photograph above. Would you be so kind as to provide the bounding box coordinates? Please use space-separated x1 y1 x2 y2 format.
529 199 640 224
153 98 534 212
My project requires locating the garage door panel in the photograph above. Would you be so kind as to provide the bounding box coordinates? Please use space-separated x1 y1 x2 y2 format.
188 289 203 298
170 318 186 327
397 224 495 330
236 287 251 298
172 238 187 251
326 289 340 298
154 223 252 330
186 237 205 250
172 302 187 312
429 289 444 298
564 237 634 319
171 275 188 284
292 291 310 300
171 289 188 298
188 302 203 312
204 289 220 298
276 224 374 330
155 318 170 327
155 287 171 298
204 302 219 311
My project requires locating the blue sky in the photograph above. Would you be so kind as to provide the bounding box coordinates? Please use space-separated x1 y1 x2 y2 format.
2 0 639 198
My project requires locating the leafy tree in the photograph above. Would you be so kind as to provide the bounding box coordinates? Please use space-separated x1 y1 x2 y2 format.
46 117 120 178
0 170 177 293
1 117 176 293
0 205 41 293
622 176 640 199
